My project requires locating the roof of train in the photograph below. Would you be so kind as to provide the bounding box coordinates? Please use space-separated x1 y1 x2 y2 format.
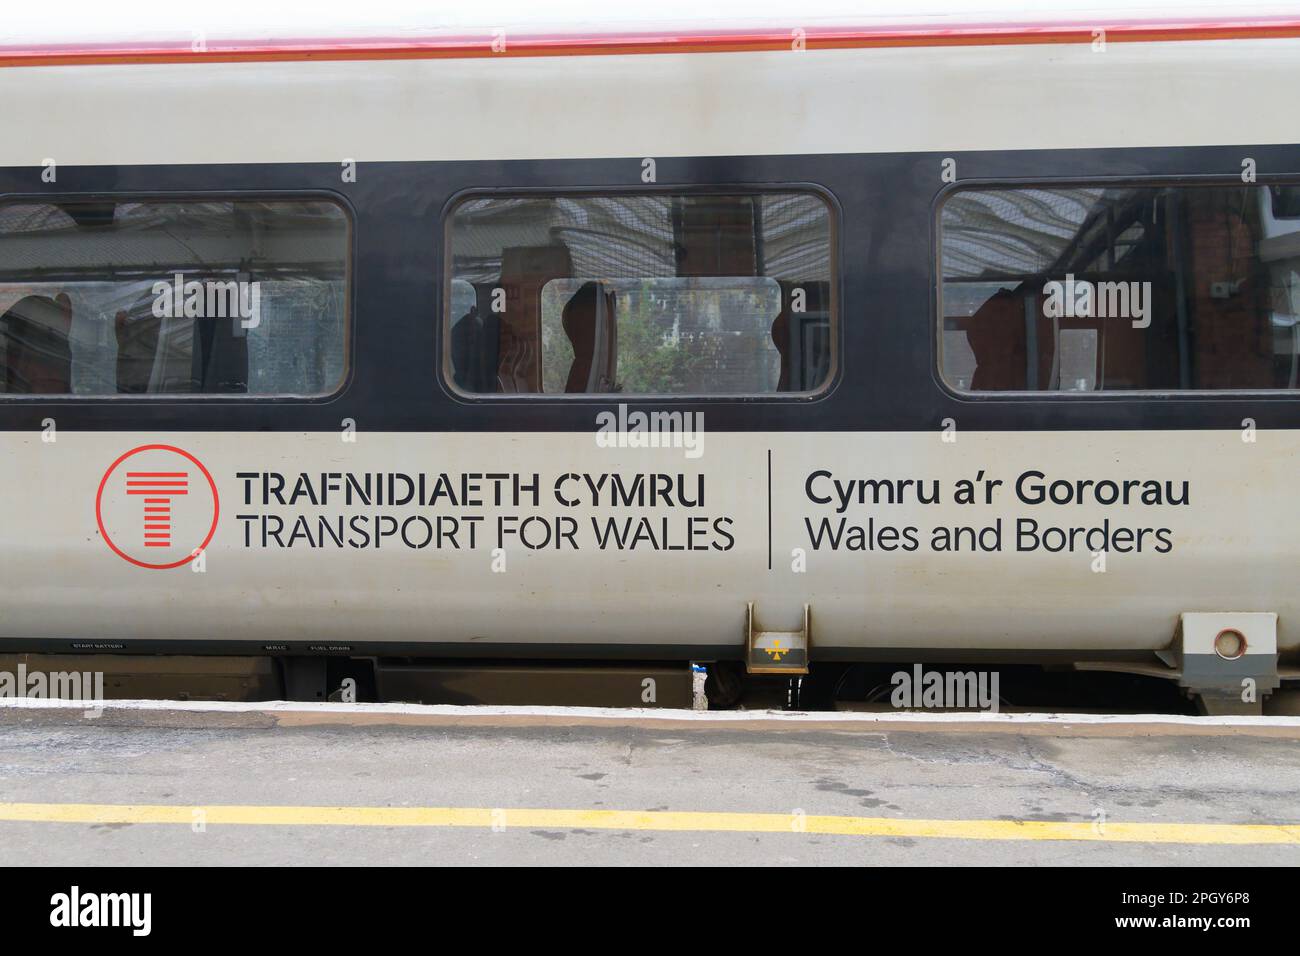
4 0 1300 65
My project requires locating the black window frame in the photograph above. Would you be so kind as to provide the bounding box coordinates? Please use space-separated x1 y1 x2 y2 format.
438 183 842 404
934 175 1300 401
0 189 356 404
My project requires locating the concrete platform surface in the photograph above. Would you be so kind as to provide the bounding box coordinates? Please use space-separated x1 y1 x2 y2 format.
0 701 1298 866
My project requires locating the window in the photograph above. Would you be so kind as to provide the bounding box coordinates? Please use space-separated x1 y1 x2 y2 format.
940 184 1300 392
445 192 833 395
0 199 349 397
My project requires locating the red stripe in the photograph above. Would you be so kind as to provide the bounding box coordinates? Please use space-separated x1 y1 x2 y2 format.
128 489 187 495
2 17 1299 67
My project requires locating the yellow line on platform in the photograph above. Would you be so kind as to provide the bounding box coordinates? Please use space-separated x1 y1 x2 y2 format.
0 802 1298 845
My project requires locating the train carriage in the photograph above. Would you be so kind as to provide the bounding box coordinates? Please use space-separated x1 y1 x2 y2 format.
1 1 1298 711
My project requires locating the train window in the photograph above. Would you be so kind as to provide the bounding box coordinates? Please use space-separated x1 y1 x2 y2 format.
0 199 349 397
445 192 833 395
940 185 1300 392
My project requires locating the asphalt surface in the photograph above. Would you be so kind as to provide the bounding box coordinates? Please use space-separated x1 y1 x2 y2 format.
1 704 1298 865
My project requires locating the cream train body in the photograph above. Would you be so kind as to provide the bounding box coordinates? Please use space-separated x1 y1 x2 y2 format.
0 1 1296 675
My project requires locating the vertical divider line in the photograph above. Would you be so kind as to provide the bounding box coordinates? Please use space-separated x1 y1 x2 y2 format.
767 449 772 571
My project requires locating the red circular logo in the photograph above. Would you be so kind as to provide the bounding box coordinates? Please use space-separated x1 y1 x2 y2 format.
95 444 219 570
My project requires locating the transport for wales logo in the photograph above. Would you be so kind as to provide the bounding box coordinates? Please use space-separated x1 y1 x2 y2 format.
95 445 219 569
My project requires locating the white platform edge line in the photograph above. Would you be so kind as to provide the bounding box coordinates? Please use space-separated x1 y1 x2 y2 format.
1 696 1298 727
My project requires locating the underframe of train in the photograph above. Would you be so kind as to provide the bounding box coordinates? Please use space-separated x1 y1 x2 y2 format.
0 612 1294 715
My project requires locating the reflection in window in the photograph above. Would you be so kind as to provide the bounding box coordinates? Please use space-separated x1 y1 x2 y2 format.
940 185 1300 391
0 200 349 396
446 193 833 395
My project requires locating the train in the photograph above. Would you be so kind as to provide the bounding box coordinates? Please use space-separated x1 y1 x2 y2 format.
1 1 1299 712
